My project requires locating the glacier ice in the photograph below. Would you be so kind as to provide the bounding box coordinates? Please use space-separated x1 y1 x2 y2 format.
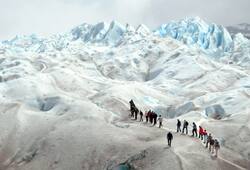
103 21 126 45
205 104 226 119
1 17 243 57
136 24 151 36
154 17 233 54
0 17 250 170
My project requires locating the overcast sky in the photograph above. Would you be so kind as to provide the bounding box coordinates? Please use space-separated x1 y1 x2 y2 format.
0 0 249 40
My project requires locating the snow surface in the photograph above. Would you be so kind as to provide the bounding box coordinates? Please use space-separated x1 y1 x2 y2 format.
0 17 250 170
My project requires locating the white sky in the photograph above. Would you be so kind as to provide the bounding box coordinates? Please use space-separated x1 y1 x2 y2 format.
0 0 249 40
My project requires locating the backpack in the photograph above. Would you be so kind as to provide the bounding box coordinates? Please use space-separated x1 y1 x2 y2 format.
193 124 197 129
207 136 212 142
210 139 215 145
215 140 220 148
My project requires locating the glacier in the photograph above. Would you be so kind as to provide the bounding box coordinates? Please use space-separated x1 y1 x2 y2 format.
154 17 233 54
0 17 235 55
0 17 250 170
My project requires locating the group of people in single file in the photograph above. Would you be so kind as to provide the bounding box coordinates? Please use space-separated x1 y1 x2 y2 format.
129 100 220 157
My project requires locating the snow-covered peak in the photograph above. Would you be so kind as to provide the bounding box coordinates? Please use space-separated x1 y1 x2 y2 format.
3 34 42 47
87 22 110 42
70 23 92 40
70 20 127 45
125 23 136 33
136 24 150 36
154 17 233 54
1 17 243 56
103 21 126 45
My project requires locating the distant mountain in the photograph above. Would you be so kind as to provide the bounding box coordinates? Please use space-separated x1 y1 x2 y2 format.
1 17 235 56
227 23 250 39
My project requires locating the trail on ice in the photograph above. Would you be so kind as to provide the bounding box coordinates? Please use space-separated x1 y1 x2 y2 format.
159 126 248 170
217 156 247 170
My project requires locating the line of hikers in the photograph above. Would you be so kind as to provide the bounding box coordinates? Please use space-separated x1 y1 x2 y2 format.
129 99 163 128
129 100 220 157
177 119 220 157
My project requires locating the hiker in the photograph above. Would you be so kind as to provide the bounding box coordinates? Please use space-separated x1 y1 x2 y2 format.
129 100 135 117
182 120 189 134
198 126 204 140
145 111 149 123
167 132 173 147
210 138 215 153
214 139 220 157
134 107 139 120
192 122 198 137
130 106 135 118
206 133 212 148
177 119 181 132
139 110 143 122
151 112 156 125
153 113 158 126
149 110 153 124
203 130 208 144
129 99 135 110
158 115 163 128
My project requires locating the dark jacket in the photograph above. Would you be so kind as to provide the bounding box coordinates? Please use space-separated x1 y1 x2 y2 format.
210 139 215 145
193 123 197 130
167 132 173 140
177 120 181 126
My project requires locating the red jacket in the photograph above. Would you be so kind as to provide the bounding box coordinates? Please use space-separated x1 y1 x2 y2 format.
199 127 204 135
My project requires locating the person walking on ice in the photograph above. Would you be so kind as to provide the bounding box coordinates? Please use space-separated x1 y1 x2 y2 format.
214 139 220 157
182 120 189 134
129 100 135 118
203 130 208 144
158 115 163 128
145 111 149 123
206 133 212 148
199 126 204 140
210 138 215 153
134 107 139 120
149 110 153 124
192 122 197 137
153 112 158 126
177 119 181 132
167 132 173 147
139 110 143 122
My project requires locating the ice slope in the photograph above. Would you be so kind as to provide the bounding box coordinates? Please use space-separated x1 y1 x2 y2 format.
228 33 250 68
0 18 250 170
